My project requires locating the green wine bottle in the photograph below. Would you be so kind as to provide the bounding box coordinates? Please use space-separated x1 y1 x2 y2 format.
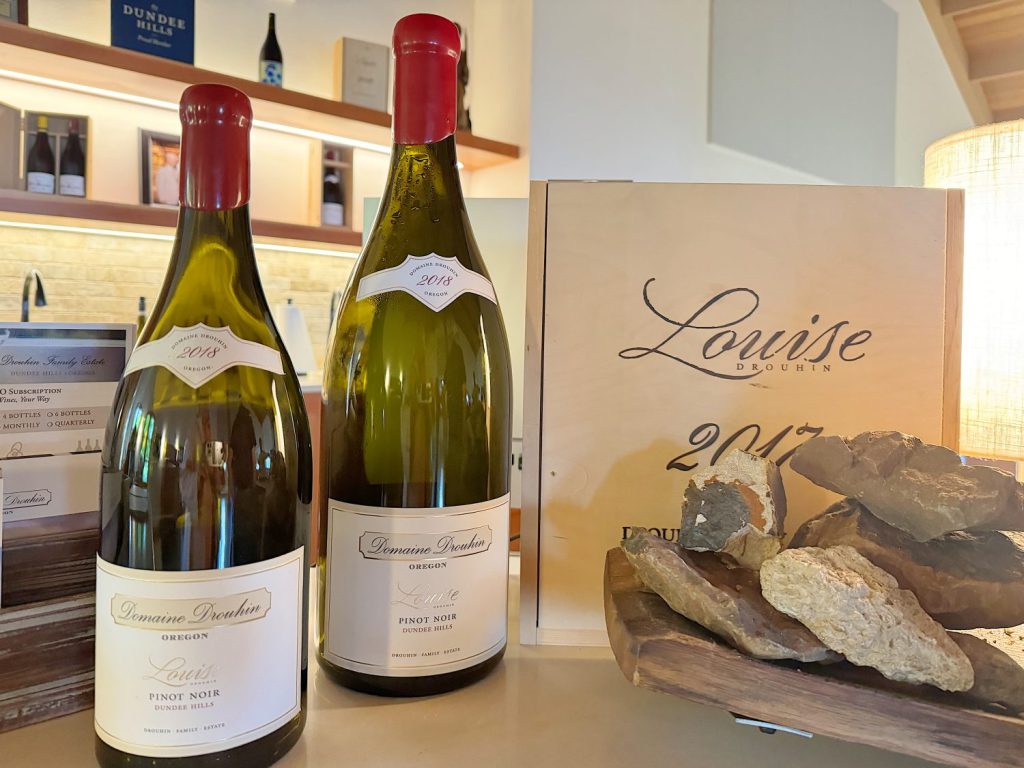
317 13 512 696
96 84 311 767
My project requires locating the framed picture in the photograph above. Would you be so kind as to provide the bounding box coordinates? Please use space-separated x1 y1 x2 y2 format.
140 130 180 207
0 0 29 24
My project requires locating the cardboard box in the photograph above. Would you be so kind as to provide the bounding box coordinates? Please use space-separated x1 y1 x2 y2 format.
0 322 134 607
521 181 963 645
333 37 390 112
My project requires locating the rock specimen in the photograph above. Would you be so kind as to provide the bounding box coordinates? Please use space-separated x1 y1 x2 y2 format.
620 529 835 663
791 499 1024 629
760 545 974 692
950 632 1024 714
790 431 1022 541
680 450 786 569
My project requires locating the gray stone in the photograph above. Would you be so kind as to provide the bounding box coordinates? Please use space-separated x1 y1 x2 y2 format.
791 499 1024 629
790 431 1023 541
680 450 786 569
620 529 836 663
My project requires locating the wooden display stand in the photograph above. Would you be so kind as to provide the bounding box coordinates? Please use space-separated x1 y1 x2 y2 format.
604 548 1023 768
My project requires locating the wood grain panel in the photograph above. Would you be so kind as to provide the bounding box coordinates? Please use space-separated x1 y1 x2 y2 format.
0 593 95 733
0 189 363 248
0 24 519 171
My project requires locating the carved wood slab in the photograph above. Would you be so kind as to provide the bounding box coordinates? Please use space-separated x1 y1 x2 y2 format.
604 547 1024 768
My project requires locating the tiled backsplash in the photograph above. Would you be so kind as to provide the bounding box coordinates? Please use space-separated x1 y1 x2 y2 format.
0 223 356 370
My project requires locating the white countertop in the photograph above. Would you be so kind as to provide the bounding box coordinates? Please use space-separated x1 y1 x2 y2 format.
296 372 322 395
1 566 942 768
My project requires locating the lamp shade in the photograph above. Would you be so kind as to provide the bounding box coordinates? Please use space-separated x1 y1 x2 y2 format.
925 120 1024 460
273 299 317 376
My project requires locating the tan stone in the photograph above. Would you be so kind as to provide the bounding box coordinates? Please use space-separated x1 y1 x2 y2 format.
620 529 835 663
791 500 1024 629
760 546 974 692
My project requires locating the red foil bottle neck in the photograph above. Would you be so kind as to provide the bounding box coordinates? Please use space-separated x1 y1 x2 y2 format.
392 15 460 145
179 84 252 210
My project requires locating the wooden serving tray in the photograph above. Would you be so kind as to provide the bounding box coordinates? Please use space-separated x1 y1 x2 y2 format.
604 548 1024 768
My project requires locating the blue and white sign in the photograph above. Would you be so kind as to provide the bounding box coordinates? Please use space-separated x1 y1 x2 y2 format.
111 1 195 64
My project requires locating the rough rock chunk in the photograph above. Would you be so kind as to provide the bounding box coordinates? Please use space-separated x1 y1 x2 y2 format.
791 499 1024 629
950 632 1024 714
620 529 835 663
680 450 787 569
760 545 974 692
790 431 1022 541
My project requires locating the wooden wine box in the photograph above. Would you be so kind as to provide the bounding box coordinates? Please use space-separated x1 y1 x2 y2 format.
520 180 963 646
0 592 95 732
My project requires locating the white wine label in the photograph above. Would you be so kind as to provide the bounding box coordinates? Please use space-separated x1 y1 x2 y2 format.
321 202 344 226
356 253 498 312
260 60 283 86
124 323 284 388
26 172 54 194
59 174 85 196
94 548 304 759
323 495 510 676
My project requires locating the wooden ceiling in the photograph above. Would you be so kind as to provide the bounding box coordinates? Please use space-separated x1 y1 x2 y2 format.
921 0 1024 124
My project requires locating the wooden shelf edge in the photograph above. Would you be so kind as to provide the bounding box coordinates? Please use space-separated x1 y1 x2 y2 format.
0 24 520 164
0 189 363 249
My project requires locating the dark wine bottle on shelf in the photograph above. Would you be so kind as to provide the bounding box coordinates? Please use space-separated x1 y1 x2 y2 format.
135 296 147 338
95 84 311 768
26 115 55 194
321 151 344 226
59 118 86 197
259 12 283 87
317 14 512 697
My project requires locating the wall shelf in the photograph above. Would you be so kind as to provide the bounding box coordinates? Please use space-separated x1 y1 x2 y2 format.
0 24 521 171
0 189 363 249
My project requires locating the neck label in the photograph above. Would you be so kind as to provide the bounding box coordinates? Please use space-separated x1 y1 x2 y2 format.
125 324 283 388
356 254 496 312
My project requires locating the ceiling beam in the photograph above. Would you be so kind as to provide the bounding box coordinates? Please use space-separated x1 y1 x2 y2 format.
993 105 1024 120
970 46 1024 82
941 0 1018 15
920 0 995 124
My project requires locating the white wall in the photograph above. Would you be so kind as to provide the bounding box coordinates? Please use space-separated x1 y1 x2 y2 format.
886 0 976 186
710 0 898 186
531 0 973 187
465 0 532 198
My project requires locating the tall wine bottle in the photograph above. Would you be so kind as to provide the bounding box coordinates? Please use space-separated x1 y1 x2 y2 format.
26 115 55 194
321 150 344 226
259 13 283 86
59 118 86 197
317 14 512 697
96 84 311 768
136 295 147 338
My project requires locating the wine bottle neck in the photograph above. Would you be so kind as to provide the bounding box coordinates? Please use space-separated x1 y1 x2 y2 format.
163 206 261 300
378 134 466 226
